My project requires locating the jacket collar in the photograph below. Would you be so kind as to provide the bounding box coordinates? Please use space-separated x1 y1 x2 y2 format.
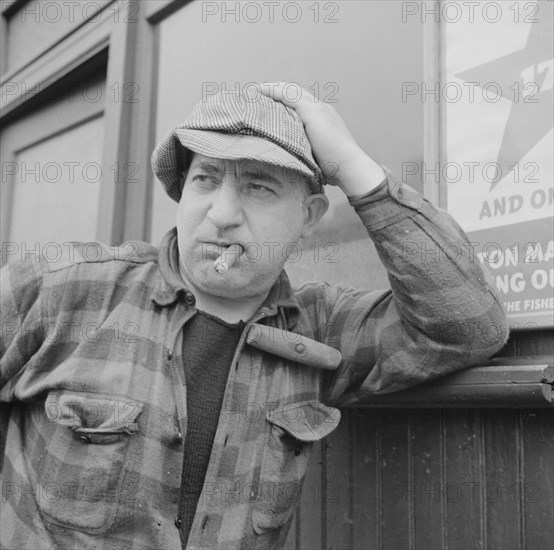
151 228 301 328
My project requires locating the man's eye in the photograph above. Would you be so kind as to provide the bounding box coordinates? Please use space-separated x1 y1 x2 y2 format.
193 175 217 186
246 182 274 195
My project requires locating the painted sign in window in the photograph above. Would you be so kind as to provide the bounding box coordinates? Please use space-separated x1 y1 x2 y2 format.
443 0 553 328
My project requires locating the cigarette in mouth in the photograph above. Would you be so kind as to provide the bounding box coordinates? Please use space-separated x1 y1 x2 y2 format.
213 244 243 274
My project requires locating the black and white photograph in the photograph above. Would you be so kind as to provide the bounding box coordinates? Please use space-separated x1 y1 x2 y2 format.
0 1 552 549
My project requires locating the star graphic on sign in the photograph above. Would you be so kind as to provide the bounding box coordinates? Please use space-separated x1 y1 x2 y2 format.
456 1 553 190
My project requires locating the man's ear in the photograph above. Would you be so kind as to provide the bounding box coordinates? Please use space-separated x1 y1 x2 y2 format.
300 193 329 239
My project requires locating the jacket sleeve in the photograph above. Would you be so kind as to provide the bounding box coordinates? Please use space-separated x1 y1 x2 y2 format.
310 168 509 406
0 258 44 401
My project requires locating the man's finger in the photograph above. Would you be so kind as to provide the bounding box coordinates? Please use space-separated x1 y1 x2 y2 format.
257 82 315 108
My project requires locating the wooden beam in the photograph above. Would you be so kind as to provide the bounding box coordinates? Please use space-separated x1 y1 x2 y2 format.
340 362 553 408
343 383 551 408
431 364 554 385
96 3 136 245
422 0 441 206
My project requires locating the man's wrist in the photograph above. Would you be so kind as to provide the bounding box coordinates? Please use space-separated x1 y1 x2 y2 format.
336 151 386 197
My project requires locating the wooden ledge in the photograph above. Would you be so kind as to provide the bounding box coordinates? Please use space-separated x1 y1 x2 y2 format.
347 359 554 408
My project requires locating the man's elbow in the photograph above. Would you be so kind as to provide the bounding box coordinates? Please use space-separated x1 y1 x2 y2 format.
470 301 510 362
434 300 510 365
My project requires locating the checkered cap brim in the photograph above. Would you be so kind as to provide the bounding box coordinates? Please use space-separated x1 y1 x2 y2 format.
151 91 324 202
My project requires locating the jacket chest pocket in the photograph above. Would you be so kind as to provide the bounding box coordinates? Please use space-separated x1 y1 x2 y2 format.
38 390 143 534
252 400 340 536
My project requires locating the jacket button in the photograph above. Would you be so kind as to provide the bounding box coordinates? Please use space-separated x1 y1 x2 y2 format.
166 350 173 360
79 435 91 444
295 343 306 354
174 516 182 528
184 292 196 305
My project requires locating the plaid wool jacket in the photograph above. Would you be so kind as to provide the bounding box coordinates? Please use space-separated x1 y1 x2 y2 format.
0 173 508 549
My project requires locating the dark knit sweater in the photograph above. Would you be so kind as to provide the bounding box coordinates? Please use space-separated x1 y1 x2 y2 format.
178 310 246 546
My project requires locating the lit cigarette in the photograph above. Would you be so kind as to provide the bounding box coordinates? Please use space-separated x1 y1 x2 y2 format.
213 244 243 273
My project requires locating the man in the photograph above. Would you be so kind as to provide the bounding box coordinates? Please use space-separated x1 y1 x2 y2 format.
0 83 508 549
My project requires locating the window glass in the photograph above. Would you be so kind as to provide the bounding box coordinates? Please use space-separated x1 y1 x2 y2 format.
9 116 104 250
151 0 424 287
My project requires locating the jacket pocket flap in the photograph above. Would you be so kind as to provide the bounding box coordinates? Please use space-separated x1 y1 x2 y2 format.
45 390 143 430
252 507 295 534
266 400 340 442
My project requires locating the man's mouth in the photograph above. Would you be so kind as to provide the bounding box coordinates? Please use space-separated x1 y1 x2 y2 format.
201 241 243 257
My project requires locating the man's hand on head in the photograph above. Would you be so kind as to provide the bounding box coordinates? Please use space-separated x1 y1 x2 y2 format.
257 81 386 197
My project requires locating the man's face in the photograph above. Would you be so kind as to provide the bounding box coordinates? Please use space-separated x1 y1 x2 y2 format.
176 153 328 300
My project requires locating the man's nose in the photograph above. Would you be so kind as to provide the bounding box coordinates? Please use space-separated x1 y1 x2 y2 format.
206 180 245 229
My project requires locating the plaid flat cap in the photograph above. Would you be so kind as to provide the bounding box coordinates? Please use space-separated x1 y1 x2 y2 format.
151 90 324 202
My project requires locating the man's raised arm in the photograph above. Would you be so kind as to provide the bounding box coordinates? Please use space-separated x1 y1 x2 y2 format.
259 82 509 405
